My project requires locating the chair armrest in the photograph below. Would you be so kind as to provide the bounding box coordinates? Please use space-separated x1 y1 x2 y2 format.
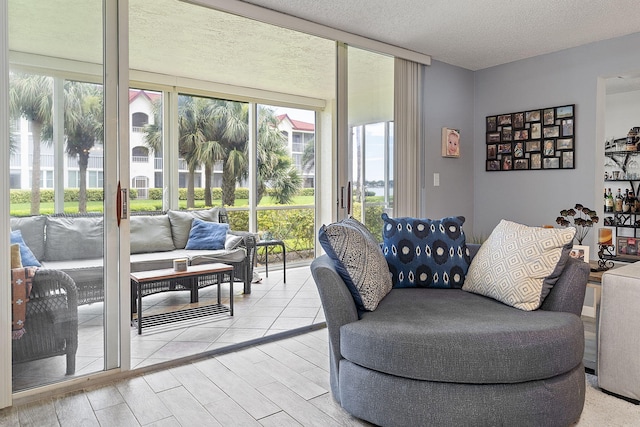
228 230 257 293
540 257 589 316
311 255 359 395
30 269 79 324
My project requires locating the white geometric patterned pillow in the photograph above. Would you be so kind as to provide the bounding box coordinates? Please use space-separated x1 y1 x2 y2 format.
318 221 393 311
462 220 575 311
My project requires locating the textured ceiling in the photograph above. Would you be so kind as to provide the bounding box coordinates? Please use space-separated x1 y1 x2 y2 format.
8 0 640 102
239 0 640 71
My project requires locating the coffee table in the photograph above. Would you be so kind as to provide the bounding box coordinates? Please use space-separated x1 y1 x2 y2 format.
130 263 234 334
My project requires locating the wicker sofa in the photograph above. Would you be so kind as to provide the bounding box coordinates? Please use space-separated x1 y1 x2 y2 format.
12 269 78 375
10 207 256 306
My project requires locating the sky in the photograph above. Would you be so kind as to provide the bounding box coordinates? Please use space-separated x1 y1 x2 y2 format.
271 105 388 182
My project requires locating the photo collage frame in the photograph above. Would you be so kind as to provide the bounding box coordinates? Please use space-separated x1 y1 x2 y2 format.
485 104 575 172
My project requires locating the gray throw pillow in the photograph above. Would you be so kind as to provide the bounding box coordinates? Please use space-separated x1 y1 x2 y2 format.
130 215 176 254
191 207 221 223
225 234 244 250
10 216 46 261
167 210 194 249
45 216 104 261
168 208 222 249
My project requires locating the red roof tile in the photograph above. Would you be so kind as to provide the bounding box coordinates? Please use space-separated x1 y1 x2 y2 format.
277 114 314 131
129 89 161 103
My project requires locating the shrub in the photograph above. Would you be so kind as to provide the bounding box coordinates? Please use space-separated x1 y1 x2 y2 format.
298 188 315 197
351 203 386 242
148 188 163 200
10 188 113 203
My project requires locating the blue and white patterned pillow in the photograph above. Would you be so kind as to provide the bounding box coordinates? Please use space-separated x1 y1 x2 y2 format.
319 219 392 311
381 213 471 288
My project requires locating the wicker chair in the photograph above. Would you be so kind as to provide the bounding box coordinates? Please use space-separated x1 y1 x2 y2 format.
12 269 78 375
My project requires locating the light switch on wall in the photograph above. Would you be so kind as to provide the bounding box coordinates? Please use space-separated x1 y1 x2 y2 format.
433 173 440 187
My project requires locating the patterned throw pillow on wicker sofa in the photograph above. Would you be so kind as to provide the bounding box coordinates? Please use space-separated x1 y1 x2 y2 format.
319 219 392 312
382 213 471 288
462 219 575 311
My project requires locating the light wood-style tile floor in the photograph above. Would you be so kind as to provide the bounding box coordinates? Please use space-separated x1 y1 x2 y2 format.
3 327 374 427
12 264 324 392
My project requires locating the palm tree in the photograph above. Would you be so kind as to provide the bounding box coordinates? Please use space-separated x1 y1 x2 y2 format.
64 81 104 213
9 122 18 155
177 95 219 208
210 100 248 206
144 96 302 208
256 107 302 204
301 138 314 173
144 96 220 208
9 73 53 215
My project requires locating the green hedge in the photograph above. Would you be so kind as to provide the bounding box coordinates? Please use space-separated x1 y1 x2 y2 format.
10 186 315 204
149 187 313 202
10 188 138 203
226 208 315 251
226 202 384 252
351 203 386 242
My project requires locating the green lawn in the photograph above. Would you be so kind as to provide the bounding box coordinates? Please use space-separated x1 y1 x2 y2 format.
9 195 316 216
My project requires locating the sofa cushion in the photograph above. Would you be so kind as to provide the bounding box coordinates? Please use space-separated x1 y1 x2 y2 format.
340 288 584 384
11 230 41 267
225 234 244 250
43 258 103 288
463 220 575 311
319 220 392 312
130 215 175 254
10 216 46 261
382 214 471 288
191 207 221 223
168 208 222 249
129 248 246 272
167 210 194 249
185 219 229 250
45 216 104 261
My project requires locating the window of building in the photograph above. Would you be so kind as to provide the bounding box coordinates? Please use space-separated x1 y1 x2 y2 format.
132 112 148 132
88 171 104 188
68 170 79 188
132 146 149 162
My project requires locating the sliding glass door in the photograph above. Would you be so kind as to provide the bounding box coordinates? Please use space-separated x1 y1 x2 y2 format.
347 47 394 239
4 0 124 395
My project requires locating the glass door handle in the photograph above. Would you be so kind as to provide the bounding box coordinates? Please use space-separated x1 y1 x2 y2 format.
116 182 128 226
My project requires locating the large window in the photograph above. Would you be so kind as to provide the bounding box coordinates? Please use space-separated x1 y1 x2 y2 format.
348 47 395 239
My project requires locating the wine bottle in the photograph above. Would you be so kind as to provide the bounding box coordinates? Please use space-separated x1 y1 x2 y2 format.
623 189 631 213
606 188 614 213
615 188 624 213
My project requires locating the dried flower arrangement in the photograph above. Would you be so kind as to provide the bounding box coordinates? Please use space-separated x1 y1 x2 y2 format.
556 204 599 245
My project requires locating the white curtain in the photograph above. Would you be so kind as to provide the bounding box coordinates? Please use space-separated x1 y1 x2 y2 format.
394 58 425 218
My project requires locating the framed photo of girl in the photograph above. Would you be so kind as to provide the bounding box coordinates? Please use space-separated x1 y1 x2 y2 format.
442 127 461 158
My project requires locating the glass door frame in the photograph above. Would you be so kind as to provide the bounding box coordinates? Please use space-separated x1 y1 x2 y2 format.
0 0 129 406
1 0 12 408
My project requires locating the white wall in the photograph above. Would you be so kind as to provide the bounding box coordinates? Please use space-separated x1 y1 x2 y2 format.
606 90 640 139
421 60 475 234
473 32 640 253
